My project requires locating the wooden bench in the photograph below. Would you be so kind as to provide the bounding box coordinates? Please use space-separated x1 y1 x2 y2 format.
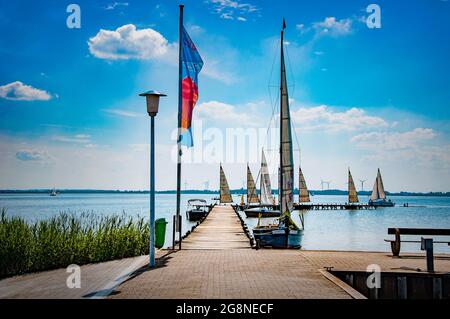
385 228 450 256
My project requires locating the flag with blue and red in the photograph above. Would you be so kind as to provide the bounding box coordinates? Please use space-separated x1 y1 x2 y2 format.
179 26 203 147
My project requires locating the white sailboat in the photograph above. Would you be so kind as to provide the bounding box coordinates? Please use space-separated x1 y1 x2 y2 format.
369 168 394 207
348 168 359 205
298 167 310 204
220 164 233 204
253 19 302 249
246 165 260 206
244 150 281 218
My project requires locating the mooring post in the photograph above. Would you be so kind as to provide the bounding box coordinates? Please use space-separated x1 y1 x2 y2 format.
172 215 176 250
421 237 434 273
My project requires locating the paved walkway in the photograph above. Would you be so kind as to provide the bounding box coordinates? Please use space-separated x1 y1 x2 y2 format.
110 205 351 299
0 254 159 299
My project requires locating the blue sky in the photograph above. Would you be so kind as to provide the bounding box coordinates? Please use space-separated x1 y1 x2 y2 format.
0 0 449 192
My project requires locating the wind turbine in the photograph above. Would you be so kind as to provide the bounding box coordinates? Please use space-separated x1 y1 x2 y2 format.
359 179 367 192
204 180 210 191
184 180 188 191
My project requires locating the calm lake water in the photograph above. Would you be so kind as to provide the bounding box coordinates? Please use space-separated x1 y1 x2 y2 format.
1 193 450 253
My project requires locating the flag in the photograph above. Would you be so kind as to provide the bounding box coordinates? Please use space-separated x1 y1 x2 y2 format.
179 26 203 147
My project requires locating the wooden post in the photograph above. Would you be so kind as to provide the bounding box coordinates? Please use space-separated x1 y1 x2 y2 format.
391 228 401 257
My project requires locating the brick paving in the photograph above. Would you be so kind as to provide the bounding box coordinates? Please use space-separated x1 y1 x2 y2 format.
111 206 351 299
0 253 165 299
300 250 450 274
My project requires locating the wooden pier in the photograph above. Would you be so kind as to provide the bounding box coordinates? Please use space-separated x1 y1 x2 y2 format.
237 203 376 211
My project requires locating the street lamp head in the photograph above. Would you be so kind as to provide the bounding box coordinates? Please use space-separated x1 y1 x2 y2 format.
139 90 167 117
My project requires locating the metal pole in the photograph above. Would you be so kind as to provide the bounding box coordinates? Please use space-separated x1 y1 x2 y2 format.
175 4 184 251
149 115 156 267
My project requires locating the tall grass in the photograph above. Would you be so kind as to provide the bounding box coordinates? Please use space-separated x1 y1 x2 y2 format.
0 209 149 278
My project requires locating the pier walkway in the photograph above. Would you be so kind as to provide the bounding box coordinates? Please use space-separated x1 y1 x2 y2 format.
111 205 352 299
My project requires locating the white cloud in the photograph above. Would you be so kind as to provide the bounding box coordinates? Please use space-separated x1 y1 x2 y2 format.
0 81 52 101
15 149 52 162
88 24 174 60
208 0 259 20
52 135 91 144
201 61 236 85
291 105 388 131
313 17 352 37
103 109 142 118
105 2 129 10
195 100 259 126
351 128 436 150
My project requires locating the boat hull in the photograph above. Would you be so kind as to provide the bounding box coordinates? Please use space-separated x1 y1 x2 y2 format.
253 227 302 249
369 199 395 207
244 207 281 218
186 210 208 221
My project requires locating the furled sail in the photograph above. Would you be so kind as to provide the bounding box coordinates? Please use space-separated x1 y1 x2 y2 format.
280 22 294 217
260 150 274 205
370 168 386 201
348 169 359 203
247 165 260 204
220 165 233 203
299 167 310 203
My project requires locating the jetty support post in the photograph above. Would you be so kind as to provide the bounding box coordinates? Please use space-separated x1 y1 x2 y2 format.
421 237 434 273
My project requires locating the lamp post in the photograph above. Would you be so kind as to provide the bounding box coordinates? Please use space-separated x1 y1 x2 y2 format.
139 90 167 267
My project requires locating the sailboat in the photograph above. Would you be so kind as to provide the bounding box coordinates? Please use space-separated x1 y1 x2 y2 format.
220 164 233 204
252 20 302 249
347 168 359 206
244 150 281 218
298 167 310 204
49 188 57 197
246 165 260 206
369 168 394 207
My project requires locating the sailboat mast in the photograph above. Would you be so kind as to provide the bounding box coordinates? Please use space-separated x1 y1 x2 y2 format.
279 20 285 212
175 4 184 250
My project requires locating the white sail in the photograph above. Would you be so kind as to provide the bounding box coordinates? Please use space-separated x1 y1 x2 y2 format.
370 168 387 201
376 169 386 199
370 174 379 200
299 168 310 203
348 169 359 203
220 165 233 203
260 150 274 205
280 29 294 216
247 165 259 204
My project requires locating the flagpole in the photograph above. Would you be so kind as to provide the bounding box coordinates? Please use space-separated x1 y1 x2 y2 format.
175 4 184 250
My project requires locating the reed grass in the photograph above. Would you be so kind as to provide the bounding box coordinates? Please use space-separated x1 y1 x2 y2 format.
0 209 149 278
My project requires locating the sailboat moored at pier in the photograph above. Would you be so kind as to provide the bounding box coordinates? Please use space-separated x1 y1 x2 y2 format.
244 150 281 218
252 20 303 249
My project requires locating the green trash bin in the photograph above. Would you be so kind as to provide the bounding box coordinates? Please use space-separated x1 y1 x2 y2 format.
154 218 168 249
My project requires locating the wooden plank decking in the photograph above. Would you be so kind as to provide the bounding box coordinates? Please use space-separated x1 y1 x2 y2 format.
182 205 250 250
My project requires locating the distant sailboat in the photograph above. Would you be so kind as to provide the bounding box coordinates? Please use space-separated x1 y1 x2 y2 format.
50 188 57 197
220 164 233 204
298 167 310 203
246 165 260 205
260 150 275 206
348 169 359 204
244 150 281 218
369 168 394 207
253 19 302 249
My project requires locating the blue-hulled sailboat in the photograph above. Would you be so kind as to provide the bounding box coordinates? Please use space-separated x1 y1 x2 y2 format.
252 19 303 249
